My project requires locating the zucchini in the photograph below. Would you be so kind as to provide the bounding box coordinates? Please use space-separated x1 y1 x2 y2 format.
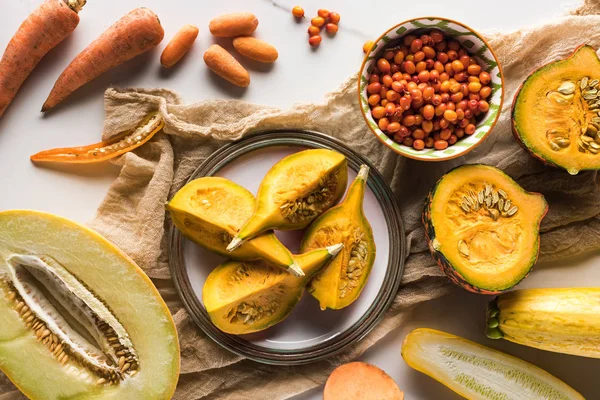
487 288 600 359
402 328 583 400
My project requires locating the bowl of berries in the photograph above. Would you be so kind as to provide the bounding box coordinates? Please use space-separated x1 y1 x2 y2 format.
358 17 504 161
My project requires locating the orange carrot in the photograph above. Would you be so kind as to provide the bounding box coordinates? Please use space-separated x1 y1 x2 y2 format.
160 24 199 68
42 7 164 112
31 113 164 163
0 0 84 118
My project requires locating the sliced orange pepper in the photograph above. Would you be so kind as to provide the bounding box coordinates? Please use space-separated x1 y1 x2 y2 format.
31 113 164 164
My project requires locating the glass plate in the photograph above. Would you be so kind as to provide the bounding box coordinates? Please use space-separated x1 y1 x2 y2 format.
168 130 405 365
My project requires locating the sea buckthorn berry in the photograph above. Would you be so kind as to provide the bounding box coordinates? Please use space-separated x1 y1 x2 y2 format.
468 82 482 93
417 82 428 91
378 117 390 131
385 102 396 115
434 140 448 150
437 52 449 64
392 72 403 81
431 94 442 105
433 61 444 73
326 23 338 34
448 40 460 51
292 6 305 18
363 40 374 53
440 93 450 103
308 25 320 36
404 61 416 74
451 60 464 72
367 82 381 94
440 128 452 140
435 41 447 52
413 139 425 150
449 82 461 93
423 104 435 120
379 86 387 97
387 122 401 133
309 35 322 46
430 29 444 43
368 94 380 106
451 92 463 103
460 118 470 128
386 90 399 102
380 99 388 107
410 39 423 53
382 75 393 87
459 55 471 67
467 64 481 75
448 134 458 145
440 80 451 93
430 70 440 81
468 76 480 83
413 129 425 140
403 115 416 126
403 35 417 46
371 106 385 119
317 9 330 18
420 34 432 45
447 50 458 61
377 58 391 73
423 87 435 101
415 61 427 73
418 70 430 83
414 114 423 125
455 128 465 138
392 81 404 92
465 123 476 135
311 16 325 27
479 71 491 84
479 100 490 112
454 72 466 82
406 81 417 91
457 100 468 110
390 64 400 74
446 102 455 111
402 136 414 146
456 109 465 120
479 86 492 99
435 104 447 116
406 54 414 61
464 109 473 119
439 118 449 129
414 51 425 62
394 51 405 64
329 12 341 24
444 63 454 76
422 120 434 133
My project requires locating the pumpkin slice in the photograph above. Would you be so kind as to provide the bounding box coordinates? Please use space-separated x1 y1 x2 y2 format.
167 176 302 276
227 149 348 251
423 164 548 294
323 362 404 400
513 44 600 175
301 165 375 310
203 244 343 335
0 210 179 399
402 328 584 400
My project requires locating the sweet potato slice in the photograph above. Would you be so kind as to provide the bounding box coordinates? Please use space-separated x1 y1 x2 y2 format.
323 362 404 400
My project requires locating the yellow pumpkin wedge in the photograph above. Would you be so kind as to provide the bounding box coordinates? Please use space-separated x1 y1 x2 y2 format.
301 165 375 310
227 149 348 252
513 44 600 175
203 244 343 335
0 210 179 400
167 176 303 276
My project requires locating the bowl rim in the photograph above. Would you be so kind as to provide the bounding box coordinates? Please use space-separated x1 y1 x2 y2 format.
357 16 505 162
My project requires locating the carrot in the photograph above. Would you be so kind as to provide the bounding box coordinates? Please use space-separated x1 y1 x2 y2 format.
323 362 404 400
31 113 163 163
160 24 199 68
0 0 84 119
42 7 164 112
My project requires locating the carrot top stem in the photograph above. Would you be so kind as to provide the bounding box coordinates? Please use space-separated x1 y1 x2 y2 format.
64 0 86 13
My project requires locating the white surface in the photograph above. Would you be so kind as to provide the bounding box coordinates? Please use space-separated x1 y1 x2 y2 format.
183 145 391 350
0 0 596 398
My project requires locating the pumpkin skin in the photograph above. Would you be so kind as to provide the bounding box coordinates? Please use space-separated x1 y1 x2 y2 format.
512 44 600 175
422 164 548 294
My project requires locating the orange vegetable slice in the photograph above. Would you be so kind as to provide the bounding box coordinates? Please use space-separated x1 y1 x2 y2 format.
323 362 404 400
31 113 163 164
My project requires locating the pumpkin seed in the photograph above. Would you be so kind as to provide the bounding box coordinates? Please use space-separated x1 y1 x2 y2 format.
477 190 484 204
581 77 589 89
554 137 571 147
460 203 470 213
280 170 340 224
591 79 599 88
558 81 576 95
498 198 504 211
549 141 561 151
498 189 507 199
506 206 518 217
457 240 470 258
504 200 511 212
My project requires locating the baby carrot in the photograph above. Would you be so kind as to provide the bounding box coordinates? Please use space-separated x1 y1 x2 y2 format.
31 113 164 163
0 0 85 119
160 24 199 68
42 7 164 112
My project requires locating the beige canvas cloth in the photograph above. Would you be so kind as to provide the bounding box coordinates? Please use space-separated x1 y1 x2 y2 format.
2 1 600 399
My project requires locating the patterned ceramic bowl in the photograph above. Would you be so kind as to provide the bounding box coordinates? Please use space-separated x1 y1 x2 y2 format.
358 17 504 161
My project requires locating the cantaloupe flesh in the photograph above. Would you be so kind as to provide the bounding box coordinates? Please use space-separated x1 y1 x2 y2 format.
514 45 600 173
430 165 547 291
0 210 179 400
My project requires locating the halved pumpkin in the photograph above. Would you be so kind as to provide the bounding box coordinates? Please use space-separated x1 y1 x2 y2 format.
513 44 600 175
422 165 548 294
0 210 179 399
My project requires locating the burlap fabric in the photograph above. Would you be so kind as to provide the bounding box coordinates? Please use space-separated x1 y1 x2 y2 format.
2 1 600 398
